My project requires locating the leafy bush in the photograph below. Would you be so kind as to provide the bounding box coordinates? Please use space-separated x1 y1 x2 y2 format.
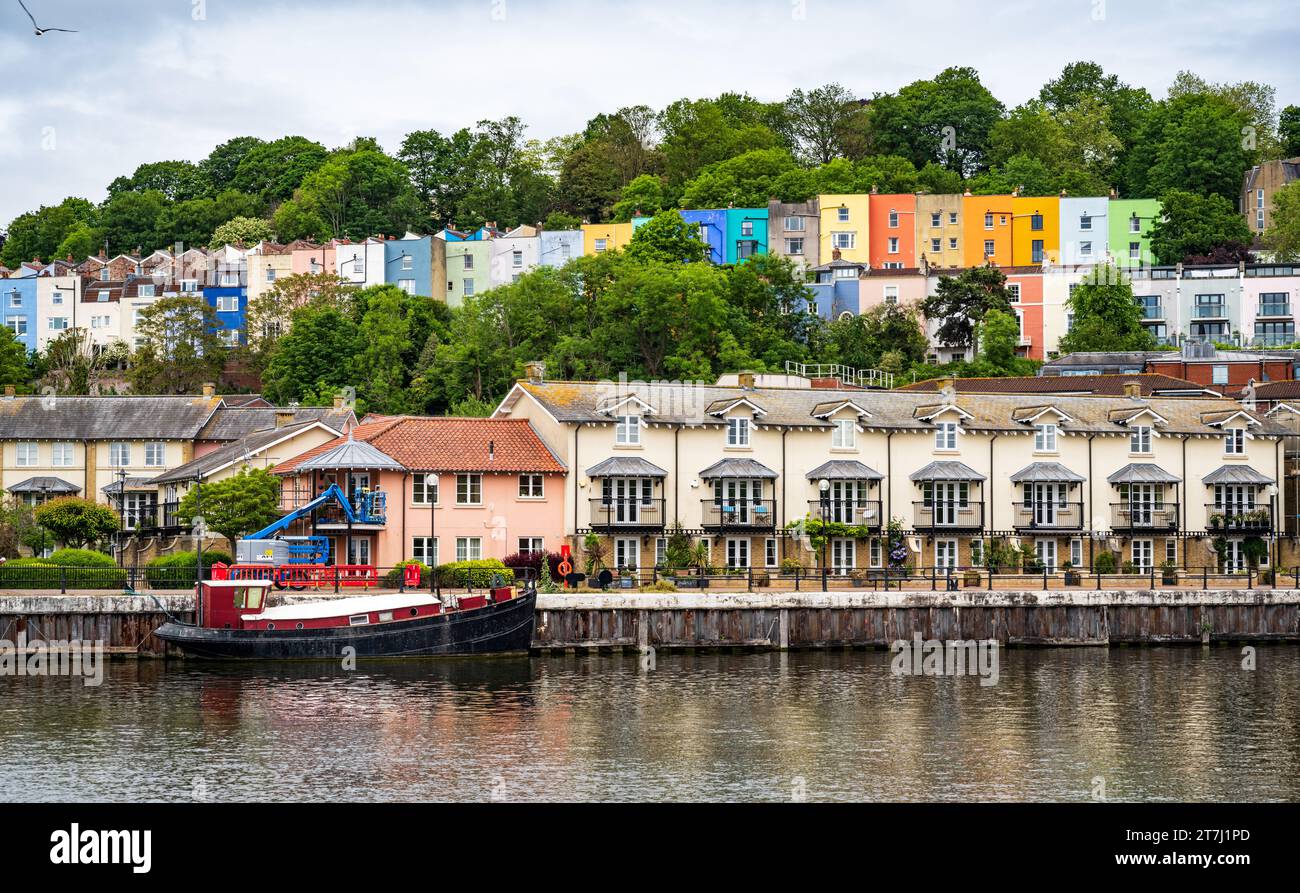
46 548 117 567
144 549 233 587
34 497 119 548
641 579 678 593
1094 551 1117 574
434 558 510 588
501 550 563 581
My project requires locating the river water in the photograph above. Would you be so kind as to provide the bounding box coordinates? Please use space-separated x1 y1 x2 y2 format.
3 647 1298 802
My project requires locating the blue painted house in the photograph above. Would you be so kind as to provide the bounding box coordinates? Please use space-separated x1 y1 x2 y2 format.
726 208 769 264
808 279 861 320
1 276 38 353
384 232 436 298
203 284 247 347
539 230 583 268
680 210 727 264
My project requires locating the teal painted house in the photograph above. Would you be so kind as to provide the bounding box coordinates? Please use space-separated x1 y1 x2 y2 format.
725 208 768 264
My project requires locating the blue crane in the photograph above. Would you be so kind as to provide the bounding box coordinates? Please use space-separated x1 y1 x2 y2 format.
239 483 387 566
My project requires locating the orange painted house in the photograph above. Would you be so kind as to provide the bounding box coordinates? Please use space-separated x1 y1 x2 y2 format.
272 416 567 570
869 194 916 268
1005 269 1045 360
962 193 1014 267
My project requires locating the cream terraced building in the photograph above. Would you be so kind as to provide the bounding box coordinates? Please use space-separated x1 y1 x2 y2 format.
494 372 1289 574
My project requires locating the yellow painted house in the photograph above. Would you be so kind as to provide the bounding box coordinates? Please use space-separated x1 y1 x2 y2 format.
818 194 871 265
1010 196 1061 267
582 222 636 256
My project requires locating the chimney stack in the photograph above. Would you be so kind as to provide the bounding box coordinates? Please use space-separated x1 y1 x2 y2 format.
276 410 295 428
333 393 346 409
4 385 15 398
524 360 545 384
738 372 756 390
201 382 216 399
1123 381 1142 399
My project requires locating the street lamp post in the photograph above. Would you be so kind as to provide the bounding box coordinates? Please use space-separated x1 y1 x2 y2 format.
819 478 831 592
38 483 49 557
194 469 204 588
115 469 127 566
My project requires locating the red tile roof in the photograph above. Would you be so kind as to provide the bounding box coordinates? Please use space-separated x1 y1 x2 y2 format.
272 416 565 475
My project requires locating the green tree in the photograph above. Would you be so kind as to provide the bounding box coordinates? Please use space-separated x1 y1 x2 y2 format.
867 66 1004 175
127 296 226 394
293 144 422 240
210 215 276 248
201 136 267 192
0 325 29 388
626 210 710 264
977 309 1021 371
1148 190 1253 265
784 83 859 164
230 135 330 203
657 94 786 185
1 197 98 268
33 497 119 549
1125 93 1250 200
817 303 928 371
920 265 1015 352
680 148 799 209
108 160 209 203
353 286 413 414
1057 265 1155 354
1280 105 1300 158
175 468 282 554
262 304 362 404
1263 180 1300 262
99 189 168 254
556 139 624 222
612 174 672 222
41 327 124 395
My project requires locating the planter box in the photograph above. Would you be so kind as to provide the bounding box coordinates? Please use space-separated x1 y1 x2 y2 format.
1063 572 1082 587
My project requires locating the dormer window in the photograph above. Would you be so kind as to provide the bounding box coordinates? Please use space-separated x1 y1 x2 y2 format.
1224 427 1246 455
1130 425 1151 454
1034 423 1057 452
615 414 641 445
832 419 855 449
935 422 958 450
727 417 750 447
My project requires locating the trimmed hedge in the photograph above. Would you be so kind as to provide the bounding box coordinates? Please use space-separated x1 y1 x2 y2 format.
434 559 510 588
0 557 127 590
46 548 119 567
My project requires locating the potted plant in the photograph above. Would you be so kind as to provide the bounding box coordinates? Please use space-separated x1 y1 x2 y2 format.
1160 560 1179 585
1121 560 1136 574
617 565 636 589
1062 561 1081 586
963 568 983 587
1208 512 1225 530
1020 544 1043 575
1094 551 1117 575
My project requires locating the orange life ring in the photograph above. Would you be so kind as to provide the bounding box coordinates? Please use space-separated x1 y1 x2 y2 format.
557 558 572 585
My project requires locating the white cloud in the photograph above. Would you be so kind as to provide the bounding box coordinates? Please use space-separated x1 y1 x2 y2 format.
1 0 1297 225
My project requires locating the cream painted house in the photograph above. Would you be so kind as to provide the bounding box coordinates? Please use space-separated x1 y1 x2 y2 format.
494 371 1287 575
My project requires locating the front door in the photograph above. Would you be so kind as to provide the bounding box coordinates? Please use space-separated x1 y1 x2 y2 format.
1223 539 1245 572
1131 539 1152 572
347 537 371 566
936 539 958 570
831 538 855 575
727 538 750 570
1035 539 1057 571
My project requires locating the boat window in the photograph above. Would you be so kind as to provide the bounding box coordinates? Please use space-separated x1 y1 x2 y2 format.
243 588 264 611
349 614 370 626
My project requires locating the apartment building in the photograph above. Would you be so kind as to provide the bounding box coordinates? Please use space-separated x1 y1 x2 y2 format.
494 371 1288 575
1241 157 1300 240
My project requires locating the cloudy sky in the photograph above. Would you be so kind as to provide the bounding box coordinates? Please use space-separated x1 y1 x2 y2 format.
2 0 1298 226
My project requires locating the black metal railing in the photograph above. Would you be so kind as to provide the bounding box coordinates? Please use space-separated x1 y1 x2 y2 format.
1205 504 1272 532
1012 501 1084 530
807 499 883 528
700 499 777 529
588 497 666 530
912 501 984 530
1110 503 1179 531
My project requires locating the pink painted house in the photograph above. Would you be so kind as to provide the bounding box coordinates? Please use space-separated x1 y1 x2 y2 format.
272 416 567 569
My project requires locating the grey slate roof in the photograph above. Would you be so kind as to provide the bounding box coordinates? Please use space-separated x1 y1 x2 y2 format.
910 461 986 482
1009 462 1086 483
584 456 669 478
297 437 405 471
806 460 884 481
197 407 356 441
0 396 218 440
1107 463 1182 484
699 458 779 479
102 477 158 493
7 476 80 494
1202 465 1275 485
504 380 1290 438
149 421 334 484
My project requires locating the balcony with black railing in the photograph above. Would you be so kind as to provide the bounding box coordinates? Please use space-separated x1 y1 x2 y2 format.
701 499 777 530
1012 501 1084 530
589 497 666 531
807 499 883 529
1110 502 1179 532
1205 504 1272 532
912 501 984 531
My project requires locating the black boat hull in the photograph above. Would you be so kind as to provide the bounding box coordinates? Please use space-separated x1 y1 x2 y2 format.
154 590 537 660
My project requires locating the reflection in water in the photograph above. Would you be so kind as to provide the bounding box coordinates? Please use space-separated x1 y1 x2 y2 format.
2 648 1297 802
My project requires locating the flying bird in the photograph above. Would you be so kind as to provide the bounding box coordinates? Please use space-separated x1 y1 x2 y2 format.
17 0 77 36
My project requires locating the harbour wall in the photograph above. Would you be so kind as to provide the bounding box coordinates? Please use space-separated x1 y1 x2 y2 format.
1 589 1298 656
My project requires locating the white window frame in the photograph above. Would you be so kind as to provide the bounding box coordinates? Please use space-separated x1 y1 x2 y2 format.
1130 425 1151 454
109 442 131 466
1034 423 1057 452
15 442 38 467
832 418 856 449
456 536 482 562
727 417 751 447
935 422 958 450
519 473 544 498
144 442 165 467
765 537 778 568
832 232 856 250
455 473 482 506
615 414 641 445
412 472 438 505
1224 428 1246 455
412 536 438 566
51 442 73 467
